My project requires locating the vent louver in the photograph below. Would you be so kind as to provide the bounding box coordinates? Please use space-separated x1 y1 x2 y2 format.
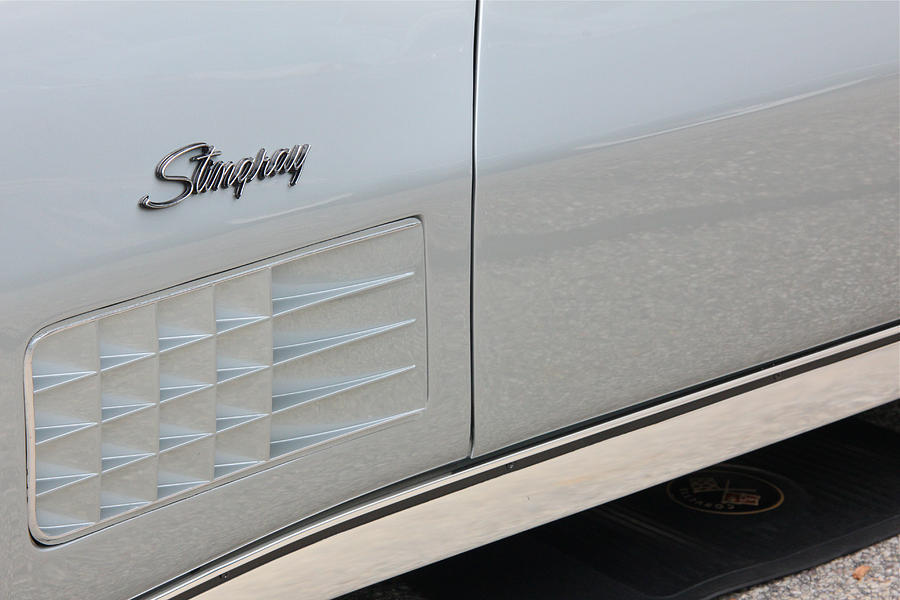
26 219 426 544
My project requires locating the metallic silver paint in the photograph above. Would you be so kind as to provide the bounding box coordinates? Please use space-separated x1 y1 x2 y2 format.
0 3 473 599
26 219 427 544
472 1 900 455
149 327 899 600
0 2 896 598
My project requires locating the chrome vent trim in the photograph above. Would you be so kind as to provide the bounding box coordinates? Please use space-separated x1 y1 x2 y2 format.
25 219 427 544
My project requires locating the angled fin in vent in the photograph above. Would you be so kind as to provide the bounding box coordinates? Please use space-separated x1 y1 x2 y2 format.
159 383 212 403
101 401 153 422
268 412 416 458
158 333 213 353
101 452 153 472
272 366 415 413
215 316 268 334
158 432 210 452
216 413 267 432
272 271 414 316
99 352 154 371
35 473 96 495
273 319 415 365
34 422 96 445
32 371 96 393
216 364 268 384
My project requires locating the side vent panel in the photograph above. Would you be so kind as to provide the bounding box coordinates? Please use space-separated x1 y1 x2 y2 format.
25 219 427 544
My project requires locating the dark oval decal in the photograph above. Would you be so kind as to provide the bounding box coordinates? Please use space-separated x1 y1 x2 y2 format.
666 467 784 515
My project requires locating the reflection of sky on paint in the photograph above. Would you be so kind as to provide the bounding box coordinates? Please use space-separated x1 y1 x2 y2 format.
0 3 467 86
0 2 471 191
477 2 900 164
0 2 474 325
473 68 899 453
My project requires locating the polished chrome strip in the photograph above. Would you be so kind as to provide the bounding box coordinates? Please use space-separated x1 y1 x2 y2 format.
141 326 899 600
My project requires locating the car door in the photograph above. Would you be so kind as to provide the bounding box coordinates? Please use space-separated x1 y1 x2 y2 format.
472 1 899 454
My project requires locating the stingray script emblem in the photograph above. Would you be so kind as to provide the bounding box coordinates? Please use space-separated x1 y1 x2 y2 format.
139 142 310 209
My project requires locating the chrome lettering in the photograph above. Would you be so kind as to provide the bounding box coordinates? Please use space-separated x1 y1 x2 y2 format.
139 142 311 209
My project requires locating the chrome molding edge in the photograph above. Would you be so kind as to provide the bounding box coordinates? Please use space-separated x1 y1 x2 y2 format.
140 325 900 600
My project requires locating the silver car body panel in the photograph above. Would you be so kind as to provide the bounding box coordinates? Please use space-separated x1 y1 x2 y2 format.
472 1 899 454
0 3 473 598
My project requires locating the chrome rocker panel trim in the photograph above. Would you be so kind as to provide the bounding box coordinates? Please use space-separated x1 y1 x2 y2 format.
141 325 900 600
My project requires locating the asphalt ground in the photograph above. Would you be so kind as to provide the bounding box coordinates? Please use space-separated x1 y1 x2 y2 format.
718 533 899 600
347 400 900 600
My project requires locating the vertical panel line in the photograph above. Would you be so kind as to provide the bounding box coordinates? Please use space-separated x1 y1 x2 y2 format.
469 0 483 456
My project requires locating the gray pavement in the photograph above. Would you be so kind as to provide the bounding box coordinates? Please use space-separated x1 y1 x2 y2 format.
720 533 899 600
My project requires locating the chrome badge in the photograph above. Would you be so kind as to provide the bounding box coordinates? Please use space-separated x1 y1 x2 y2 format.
139 142 310 209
